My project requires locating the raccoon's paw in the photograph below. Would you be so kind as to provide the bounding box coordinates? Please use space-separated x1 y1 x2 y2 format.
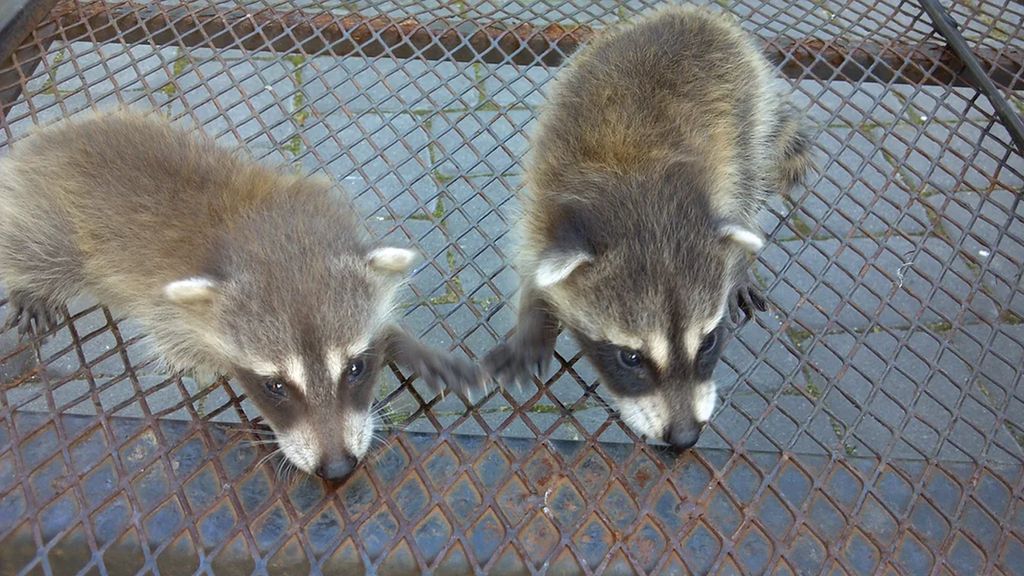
3 291 61 338
483 335 554 389
410 350 487 399
384 325 487 399
729 283 768 326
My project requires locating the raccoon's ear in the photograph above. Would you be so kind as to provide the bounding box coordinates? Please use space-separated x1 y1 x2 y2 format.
535 204 598 288
535 250 592 288
719 224 764 253
368 247 418 274
164 277 219 304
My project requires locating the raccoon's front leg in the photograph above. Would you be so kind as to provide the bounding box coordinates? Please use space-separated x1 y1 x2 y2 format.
772 103 814 195
483 286 560 386
383 324 484 396
729 273 768 325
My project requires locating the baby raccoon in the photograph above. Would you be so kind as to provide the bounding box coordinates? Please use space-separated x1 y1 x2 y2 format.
485 6 812 449
0 110 480 481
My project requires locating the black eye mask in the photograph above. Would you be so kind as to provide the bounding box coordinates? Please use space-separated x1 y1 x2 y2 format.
694 323 726 381
573 331 656 397
574 320 727 396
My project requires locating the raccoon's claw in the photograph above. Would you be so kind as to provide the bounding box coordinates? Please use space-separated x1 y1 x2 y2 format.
483 296 559 389
3 292 61 338
412 351 486 399
729 284 768 326
483 336 553 389
385 325 486 399
482 341 516 387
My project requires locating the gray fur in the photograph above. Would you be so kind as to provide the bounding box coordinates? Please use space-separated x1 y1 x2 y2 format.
485 6 812 448
0 110 481 479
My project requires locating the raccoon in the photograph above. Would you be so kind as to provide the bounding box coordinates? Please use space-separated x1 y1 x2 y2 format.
484 6 812 449
0 110 481 480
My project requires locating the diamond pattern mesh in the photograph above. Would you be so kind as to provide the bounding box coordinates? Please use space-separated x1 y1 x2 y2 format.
1 1 1023 573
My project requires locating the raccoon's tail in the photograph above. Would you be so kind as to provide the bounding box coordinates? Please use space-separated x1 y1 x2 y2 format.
771 104 814 195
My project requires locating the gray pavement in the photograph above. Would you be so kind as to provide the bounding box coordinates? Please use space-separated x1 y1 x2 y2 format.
2 28 1022 468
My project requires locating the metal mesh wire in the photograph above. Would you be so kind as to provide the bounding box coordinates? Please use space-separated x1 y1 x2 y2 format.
1 0 1023 573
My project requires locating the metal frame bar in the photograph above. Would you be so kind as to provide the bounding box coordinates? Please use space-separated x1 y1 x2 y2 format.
0 0 60 119
920 0 1024 155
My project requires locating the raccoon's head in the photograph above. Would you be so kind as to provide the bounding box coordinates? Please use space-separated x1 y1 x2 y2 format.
527 167 763 450
163 193 416 481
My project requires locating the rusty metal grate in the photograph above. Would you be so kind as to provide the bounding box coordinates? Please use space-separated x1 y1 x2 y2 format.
1 0 1023 573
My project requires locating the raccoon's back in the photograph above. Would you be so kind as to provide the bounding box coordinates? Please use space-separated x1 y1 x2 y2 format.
4 111 264 230
0 111 289 290
529 6 775 193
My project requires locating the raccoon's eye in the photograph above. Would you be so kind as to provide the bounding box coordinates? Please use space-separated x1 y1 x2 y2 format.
698 331 718 356
346 358 366 381
264 378 287 397
617 348 644 369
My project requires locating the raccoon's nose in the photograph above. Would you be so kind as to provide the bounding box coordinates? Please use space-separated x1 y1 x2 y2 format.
316 454 358 481
663 424 701 451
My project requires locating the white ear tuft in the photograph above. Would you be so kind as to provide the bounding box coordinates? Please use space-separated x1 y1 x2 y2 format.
164 277 218 304
535 251 592 288
368 247 418 274
720 224 765 253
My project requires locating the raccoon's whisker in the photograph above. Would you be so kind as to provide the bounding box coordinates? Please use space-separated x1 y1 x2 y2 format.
368 418 394 446
369 403 393 420
364 450 387 469
382 415 410 431
255 447 283 470
234 426 271 432
274 452 293 482
364 437 399 467
237 428 276 436
376 414 409 434
369 422 397 446
280 460 298 485
369 439 393 457
237 429 276 438
239 439 279 449
370 409 398 436
241 433 277 442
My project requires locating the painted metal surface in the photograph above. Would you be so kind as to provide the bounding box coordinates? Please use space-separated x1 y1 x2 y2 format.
1 1 1023 574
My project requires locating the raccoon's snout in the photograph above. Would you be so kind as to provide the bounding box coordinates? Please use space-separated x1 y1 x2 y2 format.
316 453 358 482
663 422 704 451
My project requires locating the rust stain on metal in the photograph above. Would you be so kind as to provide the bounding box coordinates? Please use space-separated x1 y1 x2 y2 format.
49 0 1024 87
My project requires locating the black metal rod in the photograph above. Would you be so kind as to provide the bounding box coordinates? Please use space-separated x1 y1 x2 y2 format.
0 0 58 65
0 0 60 121
920 0 1024 156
